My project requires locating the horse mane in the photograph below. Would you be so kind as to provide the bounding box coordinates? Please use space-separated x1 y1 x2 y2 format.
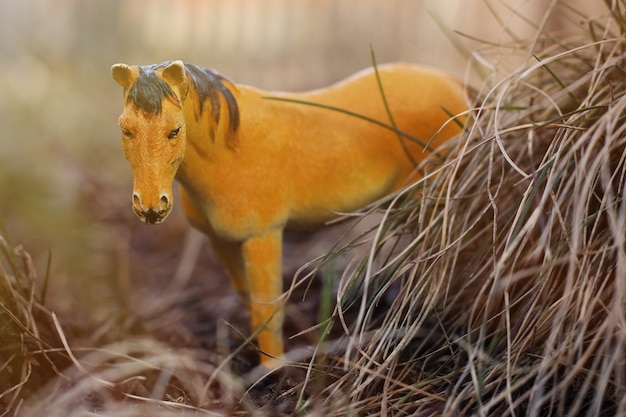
127 62 240 139
183 63 240 137
127 64 176 114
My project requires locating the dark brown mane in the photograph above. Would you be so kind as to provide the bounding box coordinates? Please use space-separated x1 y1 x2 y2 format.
128 62 240 135
184 63 240 135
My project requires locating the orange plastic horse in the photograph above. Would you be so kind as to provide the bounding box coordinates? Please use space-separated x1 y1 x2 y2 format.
111 60 467 365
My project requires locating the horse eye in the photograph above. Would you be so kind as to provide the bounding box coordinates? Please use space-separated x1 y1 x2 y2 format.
121 129 133 139
168 127 181 139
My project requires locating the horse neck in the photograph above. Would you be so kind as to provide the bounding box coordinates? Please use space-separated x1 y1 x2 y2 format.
175 83 238 190
186 77 239 144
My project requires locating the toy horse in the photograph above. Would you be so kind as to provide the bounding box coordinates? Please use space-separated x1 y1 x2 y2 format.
111 60 467 365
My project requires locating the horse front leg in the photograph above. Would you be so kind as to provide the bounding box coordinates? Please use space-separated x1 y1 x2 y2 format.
242 228 285 365
209 237 248 305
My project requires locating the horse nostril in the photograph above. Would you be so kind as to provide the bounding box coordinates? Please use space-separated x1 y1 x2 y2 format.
133 193 142 209
160 194 169 210
130 192 170 224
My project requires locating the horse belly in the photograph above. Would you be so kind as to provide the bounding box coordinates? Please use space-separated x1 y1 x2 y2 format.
287 153 405 228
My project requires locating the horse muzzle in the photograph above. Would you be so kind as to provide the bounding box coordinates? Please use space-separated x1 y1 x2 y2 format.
132 192 172 224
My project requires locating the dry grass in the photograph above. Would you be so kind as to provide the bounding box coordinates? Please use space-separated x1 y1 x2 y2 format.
303 1 626 415
0 235 248 416
2 1 626 416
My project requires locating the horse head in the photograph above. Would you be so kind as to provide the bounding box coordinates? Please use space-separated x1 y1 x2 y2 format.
112 61 188 224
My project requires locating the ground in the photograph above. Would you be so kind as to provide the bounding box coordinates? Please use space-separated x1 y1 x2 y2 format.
100 194 372 411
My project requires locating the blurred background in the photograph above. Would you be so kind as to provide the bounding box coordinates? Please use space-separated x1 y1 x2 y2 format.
0 0 598 320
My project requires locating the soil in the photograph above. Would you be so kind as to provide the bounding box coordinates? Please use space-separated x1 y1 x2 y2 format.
98 193 371 412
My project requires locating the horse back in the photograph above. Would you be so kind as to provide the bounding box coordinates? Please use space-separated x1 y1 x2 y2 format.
300 64 467 148
240 64 468 228
184 64 468 236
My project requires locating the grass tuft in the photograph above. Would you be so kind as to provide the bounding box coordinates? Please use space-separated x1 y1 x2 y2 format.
298 1 626 415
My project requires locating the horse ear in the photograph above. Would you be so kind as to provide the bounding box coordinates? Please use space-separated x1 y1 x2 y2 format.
162 60 186 87
111 63 135 88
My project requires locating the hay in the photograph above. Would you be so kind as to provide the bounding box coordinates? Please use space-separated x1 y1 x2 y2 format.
0 234 64 416
0 235 250 416
304 1 626 415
